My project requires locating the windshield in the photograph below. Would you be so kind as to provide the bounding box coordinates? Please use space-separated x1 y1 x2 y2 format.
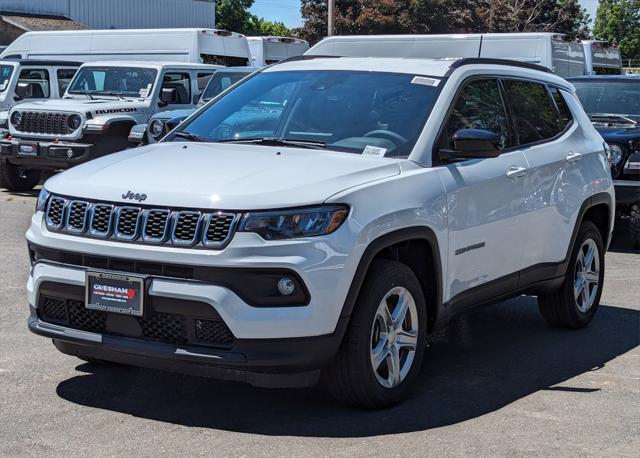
202 71 251 102
173 70 440 157
68 67 158 98
0 65 14 92
572 81 640 121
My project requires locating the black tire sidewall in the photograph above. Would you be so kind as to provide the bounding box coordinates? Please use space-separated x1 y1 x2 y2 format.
0 159 41 191
345 260 428 406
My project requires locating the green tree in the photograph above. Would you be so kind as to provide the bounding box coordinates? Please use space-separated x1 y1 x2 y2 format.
593 0 640 60
216 0 255 32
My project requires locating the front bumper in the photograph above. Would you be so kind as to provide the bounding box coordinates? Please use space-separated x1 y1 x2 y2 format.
0 137 94 169
614 180 640 206
28 306 347 388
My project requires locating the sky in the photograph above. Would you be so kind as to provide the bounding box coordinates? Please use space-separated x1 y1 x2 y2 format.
250 0 600 29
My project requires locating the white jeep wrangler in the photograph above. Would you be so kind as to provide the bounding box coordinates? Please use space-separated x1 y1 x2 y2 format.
26 56 614 408
0 61 220 191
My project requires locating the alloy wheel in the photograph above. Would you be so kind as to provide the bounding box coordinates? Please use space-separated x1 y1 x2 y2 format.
574 238 600 313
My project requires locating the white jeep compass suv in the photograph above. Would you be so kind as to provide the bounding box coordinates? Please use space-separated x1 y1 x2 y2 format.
26 56 614 408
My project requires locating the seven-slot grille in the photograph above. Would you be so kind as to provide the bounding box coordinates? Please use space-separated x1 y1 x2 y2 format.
13 111 72 135
44 195 237 248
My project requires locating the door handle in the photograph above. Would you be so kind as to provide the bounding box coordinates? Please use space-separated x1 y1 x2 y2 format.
506 166 527 179
566 152 582 163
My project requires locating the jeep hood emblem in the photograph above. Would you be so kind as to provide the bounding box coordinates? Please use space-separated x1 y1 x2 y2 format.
122 191 147 202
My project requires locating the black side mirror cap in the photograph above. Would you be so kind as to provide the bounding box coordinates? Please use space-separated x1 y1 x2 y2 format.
441 128 502 160
166 116 188 131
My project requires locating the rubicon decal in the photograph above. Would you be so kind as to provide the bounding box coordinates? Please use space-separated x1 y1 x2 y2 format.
94 107 138 115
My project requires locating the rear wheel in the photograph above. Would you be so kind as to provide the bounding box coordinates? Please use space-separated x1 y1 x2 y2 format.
538 221 604 329
322 260 427 408
0 159 41 191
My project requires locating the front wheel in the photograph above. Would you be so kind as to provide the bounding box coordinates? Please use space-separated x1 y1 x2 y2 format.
0 159 41 192
322 260 427 408
538 221 605 329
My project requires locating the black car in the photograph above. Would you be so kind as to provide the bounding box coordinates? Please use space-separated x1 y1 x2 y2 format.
569 75 640 247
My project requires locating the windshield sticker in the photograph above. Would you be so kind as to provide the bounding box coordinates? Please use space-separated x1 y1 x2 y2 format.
411 76 439 87
0 79 7 91
363 145 387 158
139 83 152 98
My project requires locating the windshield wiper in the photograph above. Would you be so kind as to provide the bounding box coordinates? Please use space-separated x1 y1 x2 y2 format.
589 113 638 125
219 137 327 149
173 131 209 142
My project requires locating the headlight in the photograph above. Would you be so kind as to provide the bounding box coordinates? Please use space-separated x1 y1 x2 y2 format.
10 111 22 127
150 119 166 139
239 205 349 240
35 188 50 213
66 114 82 131
608 143 624 165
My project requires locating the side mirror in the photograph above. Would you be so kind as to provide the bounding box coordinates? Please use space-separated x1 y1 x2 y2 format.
444 128 502 159
166 116 188 132
158 87 176 107
193 92 201 105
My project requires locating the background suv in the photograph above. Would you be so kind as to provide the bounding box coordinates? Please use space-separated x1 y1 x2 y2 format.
26 57 614 408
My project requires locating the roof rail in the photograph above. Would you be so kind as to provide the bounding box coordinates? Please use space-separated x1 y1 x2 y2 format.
448 58 552 74
278 54 340 64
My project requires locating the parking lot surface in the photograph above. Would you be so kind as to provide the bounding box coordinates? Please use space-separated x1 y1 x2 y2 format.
1 188 638 457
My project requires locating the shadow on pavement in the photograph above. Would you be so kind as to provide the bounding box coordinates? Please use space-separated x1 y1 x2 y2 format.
56 297 640 437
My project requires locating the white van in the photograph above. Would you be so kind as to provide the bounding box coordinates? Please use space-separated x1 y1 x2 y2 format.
306 33 586 77
582 40 622 75
1 28 252 67
247 37 310 66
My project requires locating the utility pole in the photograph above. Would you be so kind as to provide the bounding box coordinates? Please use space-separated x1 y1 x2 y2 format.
328 0 335 36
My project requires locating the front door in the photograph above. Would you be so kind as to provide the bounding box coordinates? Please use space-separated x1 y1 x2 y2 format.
436 78 529 308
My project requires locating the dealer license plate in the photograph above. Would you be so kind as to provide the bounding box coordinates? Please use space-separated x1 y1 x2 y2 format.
85 271 145 317
18 143 38 156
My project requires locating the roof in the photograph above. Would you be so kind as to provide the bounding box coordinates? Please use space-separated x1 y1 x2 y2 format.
78 61 225 70
0 14 86 32
18 28 243 37
2 59 82 67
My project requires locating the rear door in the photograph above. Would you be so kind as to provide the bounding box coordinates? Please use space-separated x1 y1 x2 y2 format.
437 78 529 307
502 79 583 279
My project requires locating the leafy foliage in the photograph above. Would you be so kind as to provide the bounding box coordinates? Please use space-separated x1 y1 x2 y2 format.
299 0 591 43
593 0 640 60
216 0 293 37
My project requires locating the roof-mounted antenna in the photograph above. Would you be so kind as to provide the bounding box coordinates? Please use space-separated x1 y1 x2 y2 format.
478 35 483 58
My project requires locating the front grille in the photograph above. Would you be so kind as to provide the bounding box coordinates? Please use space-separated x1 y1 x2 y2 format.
39 295 234 348
44 195 238 249
14 111 71 135
46 197 65 228
173 211 201 244
67 201 88 232
116 207 141 239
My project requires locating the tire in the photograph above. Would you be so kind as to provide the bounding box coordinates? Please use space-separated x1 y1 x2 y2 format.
538 221 605 329
322 259 427 408
630 204 640 249
0 159 41 192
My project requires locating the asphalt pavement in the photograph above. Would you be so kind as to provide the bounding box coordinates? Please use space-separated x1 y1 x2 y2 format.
1 188 638 457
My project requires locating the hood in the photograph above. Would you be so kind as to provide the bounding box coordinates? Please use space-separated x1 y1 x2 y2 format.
596 125 640 144
11 98 144 116
45 142 401 209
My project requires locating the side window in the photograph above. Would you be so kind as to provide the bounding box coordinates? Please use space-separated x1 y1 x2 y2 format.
196 73 213 92
17 68 50 98
549 86 573 132
439 78 511 151
504 80 561 145
57 68 77 95
161 72 191 104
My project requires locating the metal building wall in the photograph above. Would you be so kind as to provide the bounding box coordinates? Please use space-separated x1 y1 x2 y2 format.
0 0 216 29
0 0 70 17
69 0 216 29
